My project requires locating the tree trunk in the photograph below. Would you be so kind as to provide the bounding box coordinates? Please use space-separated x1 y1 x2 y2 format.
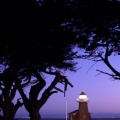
3 102 15 120
29 104 41 120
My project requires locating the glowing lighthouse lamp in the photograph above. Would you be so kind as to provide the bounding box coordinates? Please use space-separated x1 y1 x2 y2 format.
77 92 89 102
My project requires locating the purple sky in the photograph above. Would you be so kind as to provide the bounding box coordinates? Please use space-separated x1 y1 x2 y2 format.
15 55 120 118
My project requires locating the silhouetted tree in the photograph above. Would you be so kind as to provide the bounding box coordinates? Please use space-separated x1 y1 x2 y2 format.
16 69 73 120
73 1 120 80
0 67 23 120
0 0 77 120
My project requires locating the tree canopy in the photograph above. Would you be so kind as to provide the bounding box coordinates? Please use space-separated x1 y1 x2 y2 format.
0 0 78 120
74 0 120 80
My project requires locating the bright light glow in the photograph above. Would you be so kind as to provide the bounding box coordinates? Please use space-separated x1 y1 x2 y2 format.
78 95 88 102
79 95 87 99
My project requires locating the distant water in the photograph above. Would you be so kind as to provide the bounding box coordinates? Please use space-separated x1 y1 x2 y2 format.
14 118 120 120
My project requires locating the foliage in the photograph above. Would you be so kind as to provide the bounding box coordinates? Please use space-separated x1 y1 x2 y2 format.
0 0 78 119
0 0 78 72
73 0 120 80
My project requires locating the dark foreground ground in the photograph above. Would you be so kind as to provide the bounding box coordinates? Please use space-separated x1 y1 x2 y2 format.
14 118 120 120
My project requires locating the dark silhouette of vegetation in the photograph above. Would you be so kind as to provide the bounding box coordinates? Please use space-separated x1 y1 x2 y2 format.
0 67 23 120
74 1 120 80
0 0 77 120
0 0 120 120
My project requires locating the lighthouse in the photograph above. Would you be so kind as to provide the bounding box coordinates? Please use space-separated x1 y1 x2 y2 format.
77 92 91 120
69 92 91 120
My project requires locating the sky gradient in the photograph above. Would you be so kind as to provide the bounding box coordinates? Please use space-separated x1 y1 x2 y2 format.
15 55 120 118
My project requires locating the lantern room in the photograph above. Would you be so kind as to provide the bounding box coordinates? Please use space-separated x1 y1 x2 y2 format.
77 91 88 102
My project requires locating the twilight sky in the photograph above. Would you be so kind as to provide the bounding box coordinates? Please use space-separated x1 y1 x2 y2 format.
15 55 120 118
